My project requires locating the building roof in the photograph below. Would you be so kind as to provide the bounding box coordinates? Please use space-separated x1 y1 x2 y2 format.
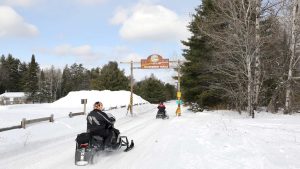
0 92 26 98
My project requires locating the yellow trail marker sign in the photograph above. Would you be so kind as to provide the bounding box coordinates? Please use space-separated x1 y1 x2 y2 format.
177 92 181 98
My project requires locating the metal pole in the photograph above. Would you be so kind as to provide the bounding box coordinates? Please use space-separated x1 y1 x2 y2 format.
178 60 181 92
176 60 181 116
129 61 133 115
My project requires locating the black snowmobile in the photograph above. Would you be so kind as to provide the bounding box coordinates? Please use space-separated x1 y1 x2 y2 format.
156 110 169 119
74 114 134 166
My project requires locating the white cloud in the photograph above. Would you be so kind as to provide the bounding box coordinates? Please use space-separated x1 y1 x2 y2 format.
110 3 190 41
75 0 107 5
0 6 38 38
1 0 107 7
110 7 129 25
39 44 103 64
1 0 36 7
54 44 99 60
53 44 93 56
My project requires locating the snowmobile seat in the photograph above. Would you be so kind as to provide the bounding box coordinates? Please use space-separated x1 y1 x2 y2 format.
92 135 104 142
76 132 90 145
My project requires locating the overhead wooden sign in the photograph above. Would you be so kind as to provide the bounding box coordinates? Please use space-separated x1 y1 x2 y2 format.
141 54 169 69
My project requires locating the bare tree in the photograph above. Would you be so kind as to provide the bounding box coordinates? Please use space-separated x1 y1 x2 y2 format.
285 0 300 114
196 0 288 117
197 0 259 117
41 66 62 102
254 0 261 111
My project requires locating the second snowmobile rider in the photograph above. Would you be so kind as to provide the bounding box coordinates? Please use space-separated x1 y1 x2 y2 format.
157 101 166 116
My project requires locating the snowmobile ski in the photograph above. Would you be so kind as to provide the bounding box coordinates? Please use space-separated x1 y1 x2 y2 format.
124 140 134 152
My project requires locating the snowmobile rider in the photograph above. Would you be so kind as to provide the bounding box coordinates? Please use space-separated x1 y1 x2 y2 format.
87 101 120 148
157 102 166 116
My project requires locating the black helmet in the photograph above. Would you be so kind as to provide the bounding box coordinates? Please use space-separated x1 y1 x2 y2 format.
94 101 103 110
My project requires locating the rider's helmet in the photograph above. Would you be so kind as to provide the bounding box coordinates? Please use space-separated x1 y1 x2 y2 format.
94 101 104 110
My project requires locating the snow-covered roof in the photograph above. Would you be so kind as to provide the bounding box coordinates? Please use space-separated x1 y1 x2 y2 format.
0 92 26 98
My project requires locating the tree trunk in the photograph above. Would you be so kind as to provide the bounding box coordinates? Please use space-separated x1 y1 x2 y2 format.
247 55 254 118
267 84 284 113
254 0 261 111
285 0 299 114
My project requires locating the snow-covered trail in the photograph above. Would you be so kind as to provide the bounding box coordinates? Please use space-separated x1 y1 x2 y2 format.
1 101 300 169
0 102 200 169
0 103 170 169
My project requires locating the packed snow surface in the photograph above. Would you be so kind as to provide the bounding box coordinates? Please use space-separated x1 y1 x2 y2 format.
0 90 300 169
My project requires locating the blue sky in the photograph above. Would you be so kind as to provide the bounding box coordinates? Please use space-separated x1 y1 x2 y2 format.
0 0 200 84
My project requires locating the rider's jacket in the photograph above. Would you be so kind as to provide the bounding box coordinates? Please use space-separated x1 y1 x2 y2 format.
87 109 113 132
157 104 166 112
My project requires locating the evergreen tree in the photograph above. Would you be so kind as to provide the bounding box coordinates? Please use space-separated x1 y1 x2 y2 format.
0 54 22 93
93 61 129 91
0 55 8 94
61 65 72 97
134 74 166 103
90 67 101 89
24 55 40 103
60 63 90 97
164 83 176 101
18 62 28 91
180 0 223 108
5 54 21 92
69 63 90 91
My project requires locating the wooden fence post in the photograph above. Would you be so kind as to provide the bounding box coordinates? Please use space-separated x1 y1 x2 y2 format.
50 114 54 122
81 99 87 115
21 118 26 129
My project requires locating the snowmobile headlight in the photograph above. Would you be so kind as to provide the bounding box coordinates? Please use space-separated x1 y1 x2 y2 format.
76 161 89 166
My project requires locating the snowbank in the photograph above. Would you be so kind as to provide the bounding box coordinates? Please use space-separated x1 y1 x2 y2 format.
51 90 149 109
